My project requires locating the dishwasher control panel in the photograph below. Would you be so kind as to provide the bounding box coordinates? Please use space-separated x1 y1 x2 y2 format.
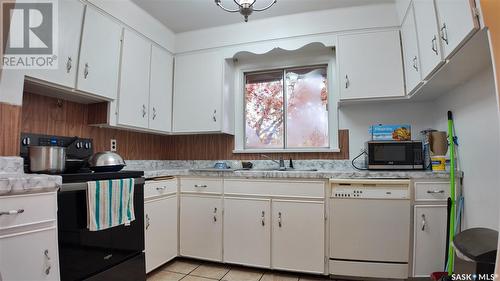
330 180 410 199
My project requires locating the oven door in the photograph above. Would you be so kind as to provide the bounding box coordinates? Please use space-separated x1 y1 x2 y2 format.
57 178 145 281
368 142 415 169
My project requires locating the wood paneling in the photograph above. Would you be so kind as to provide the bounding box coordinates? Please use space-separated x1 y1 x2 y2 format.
480 0 500 107
0 102 22 156
15 92 349 160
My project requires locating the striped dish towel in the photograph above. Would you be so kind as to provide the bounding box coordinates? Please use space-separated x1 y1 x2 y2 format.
86 178 135 231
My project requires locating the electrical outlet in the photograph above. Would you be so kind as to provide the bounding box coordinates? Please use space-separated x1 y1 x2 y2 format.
110 139 117 152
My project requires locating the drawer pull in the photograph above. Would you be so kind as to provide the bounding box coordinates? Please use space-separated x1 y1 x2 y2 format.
0 209 24 216
156 186 166 191
427 190 445 194
194 184 208 188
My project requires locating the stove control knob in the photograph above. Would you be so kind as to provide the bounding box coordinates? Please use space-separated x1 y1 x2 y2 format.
76 142 82 149
22 137 31 146
84 142 91 150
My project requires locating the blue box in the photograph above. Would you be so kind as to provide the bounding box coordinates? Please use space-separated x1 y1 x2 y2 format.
369 124 411 141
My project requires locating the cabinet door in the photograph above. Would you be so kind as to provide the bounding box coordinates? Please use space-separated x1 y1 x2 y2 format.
413 0 445 80
180 195 222 261
272 200 325 273
77 6 122 100
435 0 479 59
401 4 423 94
27 0 84 88
223 197 271 268
337 30 405 100
173 51 222 133
117 29 151 129
145 195 178 273
413 205 447 277
0 228 60 281
149 45 173 132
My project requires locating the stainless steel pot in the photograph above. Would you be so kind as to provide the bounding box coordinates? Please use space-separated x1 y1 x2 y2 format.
88 151 126 172
29 146 66 173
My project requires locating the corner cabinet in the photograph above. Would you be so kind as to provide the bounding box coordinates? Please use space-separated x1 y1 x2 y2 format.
149 45 174 133
76 6 122 100
401 3 423 95
434 0 479 59
173 51 234 134
337 30 405 100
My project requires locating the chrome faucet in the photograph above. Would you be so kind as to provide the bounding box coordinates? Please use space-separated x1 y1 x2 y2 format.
261 154 286 170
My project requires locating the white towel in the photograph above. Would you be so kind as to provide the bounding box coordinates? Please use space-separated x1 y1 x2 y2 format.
86 178 135 231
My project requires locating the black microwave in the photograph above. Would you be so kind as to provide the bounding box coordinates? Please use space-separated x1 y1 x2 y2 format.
366 141 424 170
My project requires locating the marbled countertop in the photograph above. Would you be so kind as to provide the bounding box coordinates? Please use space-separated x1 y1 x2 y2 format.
124 160 454 180
0 157 61 196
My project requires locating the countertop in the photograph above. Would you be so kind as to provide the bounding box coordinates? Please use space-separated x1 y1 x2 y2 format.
0 157 61 196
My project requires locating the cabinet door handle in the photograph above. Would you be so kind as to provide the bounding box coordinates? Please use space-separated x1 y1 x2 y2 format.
421 214 427 231
156 186 166 191
278 212 282 228
432 35 438 55
44 249 52 275
345 75 350 89
261 211 265 226
84 63 89 79
440 23 449 45
194 184 208 188
66 57 72 73
427 190 445 194
412 56 419 72
0 209 24 216
152 107 157 120
142 104 147 118
213 207 217 222
145 214 150 230
212 110 217 122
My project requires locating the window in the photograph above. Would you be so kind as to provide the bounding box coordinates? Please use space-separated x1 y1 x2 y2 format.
244 65 329 150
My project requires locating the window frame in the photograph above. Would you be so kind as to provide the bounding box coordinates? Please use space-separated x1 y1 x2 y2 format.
233 51 339 153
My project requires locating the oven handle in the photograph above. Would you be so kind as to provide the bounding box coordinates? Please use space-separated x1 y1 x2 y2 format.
59 177 145 192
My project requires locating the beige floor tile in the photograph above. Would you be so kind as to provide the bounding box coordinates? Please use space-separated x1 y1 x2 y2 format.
147 270 186 281
298 275 334 281
163 259 201 274
222 267 264 281
182 275 218 281
261 272 299 281
190 263 231 280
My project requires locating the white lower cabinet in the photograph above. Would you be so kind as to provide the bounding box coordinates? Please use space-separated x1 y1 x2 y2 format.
223 197 271 268
144 195 178 273
180 195 223 261
413 205 447 277
272 200 325 273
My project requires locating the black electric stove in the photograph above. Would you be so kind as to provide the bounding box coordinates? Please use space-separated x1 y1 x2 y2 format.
20 133 146 281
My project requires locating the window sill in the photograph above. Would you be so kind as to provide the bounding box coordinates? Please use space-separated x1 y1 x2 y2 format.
232 148 341 154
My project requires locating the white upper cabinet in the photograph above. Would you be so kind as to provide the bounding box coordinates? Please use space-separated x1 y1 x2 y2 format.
337 30 405 100
117 29 151 129
434 0 479 59
401 4 423 94
413 0 445 80
149 45 173 132
173 50 233 134
27 0 84 88
77 6 122 100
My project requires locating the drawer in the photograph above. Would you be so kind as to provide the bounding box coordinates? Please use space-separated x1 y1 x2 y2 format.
415 182 450 201
0 192 57 230
180 178 223 194
145 178 178 199
224 179 325 198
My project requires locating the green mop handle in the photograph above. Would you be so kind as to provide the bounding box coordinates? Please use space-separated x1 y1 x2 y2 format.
447 111 456 275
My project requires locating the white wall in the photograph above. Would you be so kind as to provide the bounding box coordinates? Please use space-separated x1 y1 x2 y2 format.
433 66 500 230
175 3 399 53
339 100 437 159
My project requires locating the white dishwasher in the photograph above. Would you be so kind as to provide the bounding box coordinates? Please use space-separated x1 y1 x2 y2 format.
329 179 411 279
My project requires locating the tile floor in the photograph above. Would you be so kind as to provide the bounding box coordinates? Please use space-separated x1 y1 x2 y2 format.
147 258 351 281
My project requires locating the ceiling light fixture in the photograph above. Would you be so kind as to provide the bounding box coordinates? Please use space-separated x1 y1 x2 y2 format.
215 0 277 22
